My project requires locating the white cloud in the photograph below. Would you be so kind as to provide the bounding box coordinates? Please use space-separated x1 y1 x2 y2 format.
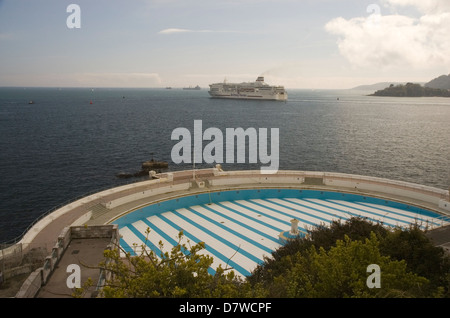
325 0 450 71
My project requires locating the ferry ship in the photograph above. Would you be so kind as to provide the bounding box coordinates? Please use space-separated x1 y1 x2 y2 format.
208 76 287 101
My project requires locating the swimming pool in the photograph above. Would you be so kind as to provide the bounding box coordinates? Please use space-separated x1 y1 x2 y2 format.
113 188 450 277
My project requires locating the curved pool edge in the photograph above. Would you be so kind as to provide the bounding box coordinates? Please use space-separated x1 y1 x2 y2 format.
105 183 450 228
101 169 450 227
110 187 450 227
2 169 449 257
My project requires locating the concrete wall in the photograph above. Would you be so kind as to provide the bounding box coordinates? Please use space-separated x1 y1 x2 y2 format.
15 225 119 298
15 269 42 298
16 178 169 249
105 182 190 209
439 200 450 212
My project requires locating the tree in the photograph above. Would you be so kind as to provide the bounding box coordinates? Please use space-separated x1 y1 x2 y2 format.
371 83 450 97
269 233 431 298
98 229 251 298
248 217 388 289
248 217 450 297
379 224 450 295
82 217 449 298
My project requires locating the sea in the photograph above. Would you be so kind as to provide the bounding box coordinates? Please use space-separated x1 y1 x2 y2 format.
1 87 449 244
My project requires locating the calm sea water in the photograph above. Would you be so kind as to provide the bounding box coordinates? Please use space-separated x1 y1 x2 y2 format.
1 87 449 243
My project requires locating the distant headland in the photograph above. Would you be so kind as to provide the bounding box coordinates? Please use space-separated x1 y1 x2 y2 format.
367 74 450 97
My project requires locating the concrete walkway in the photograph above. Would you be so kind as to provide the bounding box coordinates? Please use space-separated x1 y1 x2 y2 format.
36 237 111 298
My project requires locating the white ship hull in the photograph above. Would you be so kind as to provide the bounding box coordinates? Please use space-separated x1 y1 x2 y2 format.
208 76 287 101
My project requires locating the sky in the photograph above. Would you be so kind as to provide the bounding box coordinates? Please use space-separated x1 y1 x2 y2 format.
0 0 449 89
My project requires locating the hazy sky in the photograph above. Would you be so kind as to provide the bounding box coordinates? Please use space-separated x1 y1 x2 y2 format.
1 0 449 89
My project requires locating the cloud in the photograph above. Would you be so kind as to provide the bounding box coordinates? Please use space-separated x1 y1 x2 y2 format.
325 0 450 71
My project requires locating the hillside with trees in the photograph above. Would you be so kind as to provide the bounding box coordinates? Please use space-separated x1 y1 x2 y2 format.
425 74 450 90
371 82 450 97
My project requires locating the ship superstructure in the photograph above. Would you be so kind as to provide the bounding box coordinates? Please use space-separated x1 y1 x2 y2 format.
208 76 287 101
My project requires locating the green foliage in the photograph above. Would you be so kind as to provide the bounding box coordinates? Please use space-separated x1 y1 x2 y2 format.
100 230 247 298
267 233 430 298
248 217 387 288
96 217 450 298
371 82 450 97
379 225 450 295
248 217 450 298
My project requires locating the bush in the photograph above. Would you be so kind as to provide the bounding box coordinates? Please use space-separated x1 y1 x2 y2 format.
248 217 450 298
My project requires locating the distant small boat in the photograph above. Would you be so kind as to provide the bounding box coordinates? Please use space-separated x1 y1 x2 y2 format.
183 85 201 90
165 87 172 89
28 100 34 104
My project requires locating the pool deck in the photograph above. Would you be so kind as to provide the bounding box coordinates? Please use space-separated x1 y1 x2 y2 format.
3 169 450 297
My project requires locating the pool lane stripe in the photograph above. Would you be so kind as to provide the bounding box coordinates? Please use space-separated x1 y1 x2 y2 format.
272 198 350 223
139 217 194 257
182 207 274 259
140 217 182 249
326 200 438 227
264 198 342 225
300 199 420 227
141 216 217 275
348 201 449 226
300 198 401 228
247 199 335 229
214 201 288 233
285 198 369 221
225 201 295 230
119 236 136 256
187 206 276 252
287 198 384 225
123 224 164 257
171 209 266 264
236 199 318 229
119 226 151 256
151 213 229 275
157 213 252 277
192 204 282 239
196 204 281 245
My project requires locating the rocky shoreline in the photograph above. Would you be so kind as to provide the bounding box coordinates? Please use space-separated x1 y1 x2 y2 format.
116 159 169 179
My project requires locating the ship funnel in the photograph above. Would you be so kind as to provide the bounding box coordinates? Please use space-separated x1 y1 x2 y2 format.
256 76 264 82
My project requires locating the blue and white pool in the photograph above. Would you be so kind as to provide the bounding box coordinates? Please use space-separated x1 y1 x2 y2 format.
112 188 450 277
